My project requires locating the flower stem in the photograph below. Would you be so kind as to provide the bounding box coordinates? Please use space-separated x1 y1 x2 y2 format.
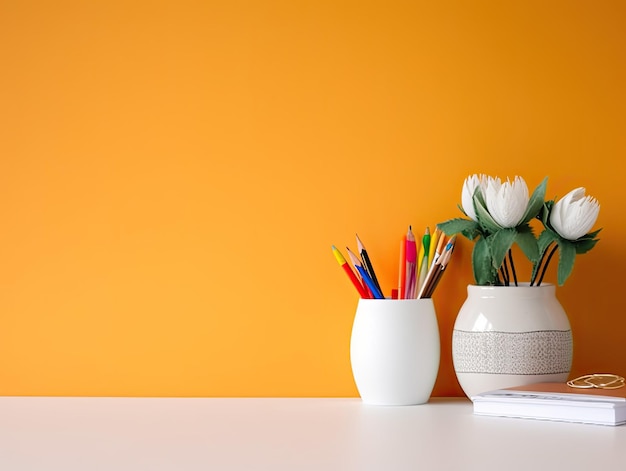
500 262 509 286
508 249 518 286
536 244 559 287
531 241 554 286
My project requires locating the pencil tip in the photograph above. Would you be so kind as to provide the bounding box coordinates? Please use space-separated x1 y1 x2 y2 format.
356 234 364 250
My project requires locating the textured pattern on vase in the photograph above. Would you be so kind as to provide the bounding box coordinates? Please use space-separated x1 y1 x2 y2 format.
452 329 573 375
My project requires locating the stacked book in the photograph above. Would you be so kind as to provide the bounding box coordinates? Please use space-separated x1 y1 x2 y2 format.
472 382 626 426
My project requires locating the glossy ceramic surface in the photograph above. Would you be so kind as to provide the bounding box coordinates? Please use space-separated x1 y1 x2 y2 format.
350 299 440 406
452 284 572 399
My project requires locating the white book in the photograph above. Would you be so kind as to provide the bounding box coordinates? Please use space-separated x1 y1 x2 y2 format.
472 382 626 426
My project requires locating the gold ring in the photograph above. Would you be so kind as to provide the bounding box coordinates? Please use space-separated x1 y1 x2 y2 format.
567 373 625 390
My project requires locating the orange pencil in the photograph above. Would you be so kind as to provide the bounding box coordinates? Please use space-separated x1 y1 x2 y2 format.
332 245 369 298
430 229 447 268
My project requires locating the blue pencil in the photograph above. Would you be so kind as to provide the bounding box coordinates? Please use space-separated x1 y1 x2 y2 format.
346 247 384 299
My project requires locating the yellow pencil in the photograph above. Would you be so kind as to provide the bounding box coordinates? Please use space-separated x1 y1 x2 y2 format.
428 227 441 269
416 226 430 297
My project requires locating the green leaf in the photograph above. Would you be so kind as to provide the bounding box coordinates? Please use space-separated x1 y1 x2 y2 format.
521 176 548 224
557 240 576 286
472 237 495 285
488 228 516 270
515 226 539 263
574 237 599 254
539 200 554 227
437 219 480 240
571 228 601 254
579 228 602 240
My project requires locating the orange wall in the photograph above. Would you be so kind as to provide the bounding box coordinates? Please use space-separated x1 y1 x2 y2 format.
0 1 624 397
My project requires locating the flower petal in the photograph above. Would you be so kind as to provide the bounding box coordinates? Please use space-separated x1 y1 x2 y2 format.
461 174 487 222
549 187 600 240
484 176 529 228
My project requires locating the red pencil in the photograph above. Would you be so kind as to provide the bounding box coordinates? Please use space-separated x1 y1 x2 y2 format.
332 245 370 298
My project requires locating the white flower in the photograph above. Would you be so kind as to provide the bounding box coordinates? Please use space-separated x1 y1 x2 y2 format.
461 174 487 221
484 176 529 228
550 187 600 240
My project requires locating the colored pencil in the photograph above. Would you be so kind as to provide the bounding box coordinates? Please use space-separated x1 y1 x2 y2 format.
419 235 456 298
416 226 431 296
332 245 369 298
428 227 441 270
345 246 374 298
356 233 382 295
346 247 384 299
398 235 406 299
426 239 454 296
416 226 429 277
405 226 417 299
430 229 447 268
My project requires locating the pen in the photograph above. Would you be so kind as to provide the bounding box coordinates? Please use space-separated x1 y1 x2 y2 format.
332 245 369 298
347 247 384 299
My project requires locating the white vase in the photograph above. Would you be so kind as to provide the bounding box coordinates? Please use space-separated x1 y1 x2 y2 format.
452 283 572 400
350 299 440 406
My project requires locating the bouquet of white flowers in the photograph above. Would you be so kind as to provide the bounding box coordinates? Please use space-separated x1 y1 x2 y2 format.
437 174 601 286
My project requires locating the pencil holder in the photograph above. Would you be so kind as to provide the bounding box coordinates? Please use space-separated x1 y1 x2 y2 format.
350 298 440 406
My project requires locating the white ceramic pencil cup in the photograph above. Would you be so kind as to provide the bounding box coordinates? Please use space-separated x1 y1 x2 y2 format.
350 298 440 406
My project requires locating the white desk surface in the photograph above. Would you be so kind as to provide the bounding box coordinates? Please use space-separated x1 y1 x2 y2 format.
0 396 623 470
